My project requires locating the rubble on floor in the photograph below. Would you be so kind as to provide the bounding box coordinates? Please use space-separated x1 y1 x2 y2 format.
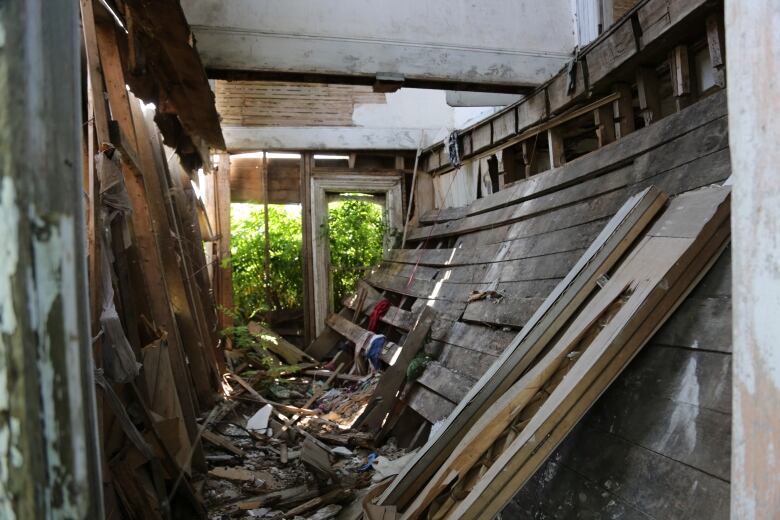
201 324 416 520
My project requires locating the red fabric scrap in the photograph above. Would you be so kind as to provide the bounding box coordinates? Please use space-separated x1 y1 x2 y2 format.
368 299 391 332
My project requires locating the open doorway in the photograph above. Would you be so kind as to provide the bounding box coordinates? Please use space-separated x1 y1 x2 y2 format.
326 193 387 311
308 172 404 336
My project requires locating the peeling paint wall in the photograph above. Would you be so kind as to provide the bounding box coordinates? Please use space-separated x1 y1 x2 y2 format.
727 0 780 517
0 0 101 517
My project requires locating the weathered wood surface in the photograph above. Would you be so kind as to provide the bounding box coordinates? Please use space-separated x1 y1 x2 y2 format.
343 91 733 518
506 242 734 519
416 0 717 175
358 306 435 431
382 186 668 507
451 189 730 519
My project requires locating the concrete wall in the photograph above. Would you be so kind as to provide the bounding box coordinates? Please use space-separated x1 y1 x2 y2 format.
182 0 576 89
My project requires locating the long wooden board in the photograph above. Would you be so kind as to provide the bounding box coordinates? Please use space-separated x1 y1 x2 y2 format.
452 189 730 519
379 186 668 508
356 306 435 431
403 186 730 519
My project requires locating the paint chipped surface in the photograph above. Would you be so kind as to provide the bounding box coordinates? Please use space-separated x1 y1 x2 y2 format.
0 178 20 334
0 178 20 519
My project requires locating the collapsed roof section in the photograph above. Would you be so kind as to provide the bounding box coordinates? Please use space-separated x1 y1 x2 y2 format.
95 0 225 171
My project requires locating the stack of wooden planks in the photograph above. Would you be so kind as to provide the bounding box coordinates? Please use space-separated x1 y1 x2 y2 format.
81 0 226 516
393 185 730 519
304 88 733 517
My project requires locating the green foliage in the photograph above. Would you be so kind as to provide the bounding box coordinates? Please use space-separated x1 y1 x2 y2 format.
229 198 386 321
327 198 386 307
230 203 303 321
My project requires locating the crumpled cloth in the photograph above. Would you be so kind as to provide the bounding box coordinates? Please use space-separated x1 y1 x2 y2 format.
365 334 386 371
368 299 391 331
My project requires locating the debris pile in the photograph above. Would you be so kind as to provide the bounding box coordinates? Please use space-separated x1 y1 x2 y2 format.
201 320 422 519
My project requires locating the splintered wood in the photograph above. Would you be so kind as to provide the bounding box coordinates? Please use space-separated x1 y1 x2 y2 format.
389 187 730 519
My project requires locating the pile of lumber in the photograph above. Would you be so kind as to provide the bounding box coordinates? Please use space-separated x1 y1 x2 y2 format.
382 185 730 518
300 85 732 517
81 1 226 516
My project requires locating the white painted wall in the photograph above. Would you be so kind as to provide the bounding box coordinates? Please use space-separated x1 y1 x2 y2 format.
223 88 500 151
726 1 780 518
182 0 577 87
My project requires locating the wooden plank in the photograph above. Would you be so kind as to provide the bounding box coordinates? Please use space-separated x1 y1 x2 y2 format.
669 45 693 111
471 123 493 154
406 385 456 424
546 60 588 115
129 94 218 408
462 89 726 219
508 425 730 519
386 219 607 267
584 365 731 481
121 0 224 148
418 206 467 225
451 188 731 519
594 104 617 147
706 14 726 88
357 306 435 431
517 90 548 131
202 430 246 458
408 109 729 244
248 321 315 364
637 0 706 46
636 66 663 126
547 127 565 168
4 2 102 516
653 296 732 353
614 83 636 139
415 362 475 404
305 307 351 360
462 296 545 328
380 186 668 508
586 19 639 86
492 108 517 143
96 19 202 459
325 313 400 365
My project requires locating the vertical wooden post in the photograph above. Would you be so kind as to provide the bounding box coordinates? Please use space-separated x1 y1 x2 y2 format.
706 14 726 88
262 152 272 308
547 128 565 168
613 83 635 138
669 45 692 111
636 66 662 126
215 153 233 333
520 141 534 179
727 2 780 518
0 0 102 516
300 152 316 346
594 104 617 147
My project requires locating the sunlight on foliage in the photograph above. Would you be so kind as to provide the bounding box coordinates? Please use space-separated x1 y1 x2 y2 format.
230 203 303 321
327 199 386 307
230 199 386 321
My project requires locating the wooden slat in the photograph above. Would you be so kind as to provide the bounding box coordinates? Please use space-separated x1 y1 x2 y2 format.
380 186 668 508
96 19 202 462
472 87 725 219
357 306 435 431
406 385 456 424
442 187 730 519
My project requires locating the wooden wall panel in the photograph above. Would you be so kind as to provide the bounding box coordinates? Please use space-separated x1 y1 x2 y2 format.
230 157 301 204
